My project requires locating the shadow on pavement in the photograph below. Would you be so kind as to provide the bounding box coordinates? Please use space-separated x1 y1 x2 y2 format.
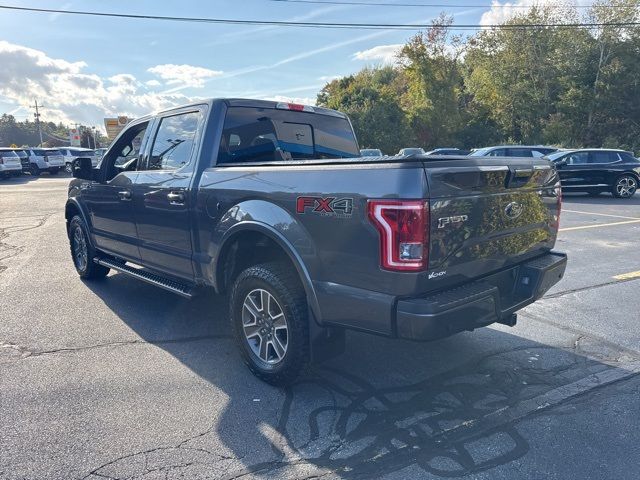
82 272 637 479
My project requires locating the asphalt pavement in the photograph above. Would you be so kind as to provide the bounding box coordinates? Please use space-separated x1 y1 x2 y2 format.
1 175 639 480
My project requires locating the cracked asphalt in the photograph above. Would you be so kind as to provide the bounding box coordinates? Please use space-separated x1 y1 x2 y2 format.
1 175 640 480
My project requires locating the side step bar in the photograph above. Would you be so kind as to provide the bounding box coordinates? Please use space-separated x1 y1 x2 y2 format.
94 257 194 298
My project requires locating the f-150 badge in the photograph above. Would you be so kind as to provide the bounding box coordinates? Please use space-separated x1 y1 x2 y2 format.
437 215 468 229
296 196 354 217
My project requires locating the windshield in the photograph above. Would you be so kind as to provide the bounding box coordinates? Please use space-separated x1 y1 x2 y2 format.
13 150 28 158
400 148 424 155
469 147 493 156
218 106 359 163
547 151 570 161
0 149 19 158
70 149 93 155
360 149 382 156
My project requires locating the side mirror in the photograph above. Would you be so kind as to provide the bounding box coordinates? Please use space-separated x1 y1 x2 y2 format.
72 157 94 180
555 159 567 167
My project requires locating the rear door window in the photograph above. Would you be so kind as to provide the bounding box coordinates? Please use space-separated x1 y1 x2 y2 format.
589 151 618 164
487 148 507 156
217 106 359 164
507 148 533 157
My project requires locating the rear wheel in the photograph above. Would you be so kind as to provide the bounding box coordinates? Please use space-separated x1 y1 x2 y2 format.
612 175 637 198
29 164 40 176
69 215 109 279
230 262 309 385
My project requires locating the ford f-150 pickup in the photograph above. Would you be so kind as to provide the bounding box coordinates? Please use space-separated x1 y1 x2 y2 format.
66 98 567 384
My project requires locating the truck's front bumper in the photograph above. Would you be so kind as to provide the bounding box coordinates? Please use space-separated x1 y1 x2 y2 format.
396 252 567 341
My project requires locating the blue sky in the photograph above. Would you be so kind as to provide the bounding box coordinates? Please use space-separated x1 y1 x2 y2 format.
0 0 569 130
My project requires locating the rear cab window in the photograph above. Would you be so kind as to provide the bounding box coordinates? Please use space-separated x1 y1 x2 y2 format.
217 106 359 164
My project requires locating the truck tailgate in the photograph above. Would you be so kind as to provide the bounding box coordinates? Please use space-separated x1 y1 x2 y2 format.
423 157 561 279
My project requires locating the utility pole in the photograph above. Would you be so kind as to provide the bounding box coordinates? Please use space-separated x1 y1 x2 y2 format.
30 99 44 146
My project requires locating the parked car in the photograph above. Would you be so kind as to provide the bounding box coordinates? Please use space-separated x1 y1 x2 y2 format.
360 148 383 156
25 148 65 175
425 148 471 156
0 148 23 178
66 98 566 385
94 147 108 160
469 145 558 158
10 148 30 173
546 148 640 198
59 148 98 173
398 147 426 156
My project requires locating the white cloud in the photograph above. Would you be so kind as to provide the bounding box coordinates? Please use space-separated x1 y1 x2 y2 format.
145 79 161 87
147 64 223 88
318 75 342 82
0 41 191 129
352 44 403 65
479 0 588 26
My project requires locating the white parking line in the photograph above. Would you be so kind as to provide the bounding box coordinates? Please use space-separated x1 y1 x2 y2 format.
563 209 640 221
560 219 640 232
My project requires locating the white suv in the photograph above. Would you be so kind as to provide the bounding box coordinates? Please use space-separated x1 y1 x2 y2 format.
59 148 97 173
0 148 23 178
25 148 65 175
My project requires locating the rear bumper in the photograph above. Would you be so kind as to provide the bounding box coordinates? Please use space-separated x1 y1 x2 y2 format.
396 251 567 341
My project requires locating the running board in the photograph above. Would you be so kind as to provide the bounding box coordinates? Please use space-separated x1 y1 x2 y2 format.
94 257 194 298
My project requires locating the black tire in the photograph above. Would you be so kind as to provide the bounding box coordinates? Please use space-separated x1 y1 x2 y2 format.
611 174 638 198
29 164 40 176
69 215 109 279
230 262 309 385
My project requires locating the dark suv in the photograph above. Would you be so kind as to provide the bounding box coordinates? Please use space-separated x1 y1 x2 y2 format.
547 149 639 198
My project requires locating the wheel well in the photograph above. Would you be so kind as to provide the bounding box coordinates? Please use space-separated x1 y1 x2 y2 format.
65 203 80 233
217 231 301 294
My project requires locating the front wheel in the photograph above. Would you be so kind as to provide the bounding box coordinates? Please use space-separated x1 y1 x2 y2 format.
230 262 309 385
65 162 73 174
69 215 109 279
29 164 40 176
612 175 637 198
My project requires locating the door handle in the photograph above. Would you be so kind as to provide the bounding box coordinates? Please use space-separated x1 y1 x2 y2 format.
167 191 185 205
118 190 132 201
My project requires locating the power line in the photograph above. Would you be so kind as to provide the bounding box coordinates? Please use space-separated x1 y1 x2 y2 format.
270 0 619 8
0 4 637 30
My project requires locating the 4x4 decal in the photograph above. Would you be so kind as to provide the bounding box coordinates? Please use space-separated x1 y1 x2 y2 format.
296 196 354 217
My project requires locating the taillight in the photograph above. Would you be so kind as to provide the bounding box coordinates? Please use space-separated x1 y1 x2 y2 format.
368 200 429 271
554 182 562 229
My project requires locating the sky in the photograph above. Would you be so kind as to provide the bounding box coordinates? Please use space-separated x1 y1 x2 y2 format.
0 0 588 132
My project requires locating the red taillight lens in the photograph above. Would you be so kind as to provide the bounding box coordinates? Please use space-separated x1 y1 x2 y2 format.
368 200 429 271
554 181 562 229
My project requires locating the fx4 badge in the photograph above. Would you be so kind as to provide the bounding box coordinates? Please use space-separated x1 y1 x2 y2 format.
296 196 354 217
438 215 468 229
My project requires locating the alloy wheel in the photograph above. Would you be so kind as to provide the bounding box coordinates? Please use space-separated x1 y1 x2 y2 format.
616 176 637 198
72 226 88 272
242 288 288 364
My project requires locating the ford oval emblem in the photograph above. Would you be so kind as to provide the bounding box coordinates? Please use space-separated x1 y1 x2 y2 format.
505 201 524 219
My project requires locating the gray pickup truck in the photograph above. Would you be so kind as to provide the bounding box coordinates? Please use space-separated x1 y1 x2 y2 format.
66 99 567 384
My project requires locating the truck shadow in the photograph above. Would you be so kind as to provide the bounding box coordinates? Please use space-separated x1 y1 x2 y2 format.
83 273 635 479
